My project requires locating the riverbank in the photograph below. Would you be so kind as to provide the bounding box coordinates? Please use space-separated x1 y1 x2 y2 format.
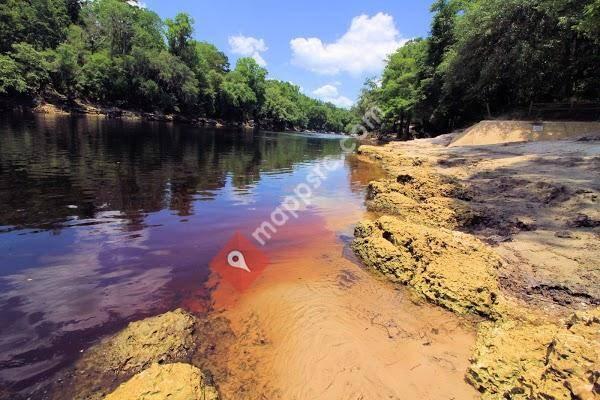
352 131 599 399
4 125 597 400
7 150 483 400
5 100 347 135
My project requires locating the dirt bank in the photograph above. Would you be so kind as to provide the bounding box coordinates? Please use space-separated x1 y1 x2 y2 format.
352 132 599 399
450 120 600 147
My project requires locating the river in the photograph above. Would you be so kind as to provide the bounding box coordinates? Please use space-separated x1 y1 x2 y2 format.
0 113 477 399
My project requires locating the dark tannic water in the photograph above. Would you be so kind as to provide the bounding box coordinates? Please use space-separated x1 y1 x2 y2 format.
0 113 367 388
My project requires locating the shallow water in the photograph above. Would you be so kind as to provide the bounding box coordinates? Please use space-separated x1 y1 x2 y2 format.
0 113 478 398
0 113 360 384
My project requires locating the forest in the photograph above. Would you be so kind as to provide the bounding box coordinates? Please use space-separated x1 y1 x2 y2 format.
1 0 599 136
0 0 354 132
354 0 600 137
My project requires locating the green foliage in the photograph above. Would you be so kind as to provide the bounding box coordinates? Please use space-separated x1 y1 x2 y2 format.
444 0 600 118
261 81 306 129
194 42 229 115
48 42 80 99
355 0 600 137
0 0 69 53
579 0 600 38
0 0 350 129
221 71 257 120
259 80 353 131
0 55 26 95
379 39 427 134
77 50 117 102
9 43 51 95
235 57 267 110
220 58 267 121
165 13 195 66
195 42 229 74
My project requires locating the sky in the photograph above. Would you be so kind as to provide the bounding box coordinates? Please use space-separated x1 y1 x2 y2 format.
142 0 433 108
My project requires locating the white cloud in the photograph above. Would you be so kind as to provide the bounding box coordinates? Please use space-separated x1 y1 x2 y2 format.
228 35 268 67
290 12 407 75
313 84 339 98
312 84 354 108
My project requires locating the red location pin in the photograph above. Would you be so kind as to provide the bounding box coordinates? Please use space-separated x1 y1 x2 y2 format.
210 231 269 292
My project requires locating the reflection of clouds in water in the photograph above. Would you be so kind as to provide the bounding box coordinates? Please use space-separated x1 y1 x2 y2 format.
224 176 257 206
0 212 172 381
76 211 150 248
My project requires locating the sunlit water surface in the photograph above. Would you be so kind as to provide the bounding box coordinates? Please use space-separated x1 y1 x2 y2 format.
0 113 366 387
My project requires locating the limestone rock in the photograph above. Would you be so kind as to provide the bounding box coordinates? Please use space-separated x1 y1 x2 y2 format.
367 191 479 229
367 173 469 204
468 309 600 400
105 363 219 400
352 215 502 317
85 308 197 373
58 309 199 400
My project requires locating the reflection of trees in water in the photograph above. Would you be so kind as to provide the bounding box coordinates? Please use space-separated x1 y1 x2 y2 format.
0 114 344 231
346 154 385 194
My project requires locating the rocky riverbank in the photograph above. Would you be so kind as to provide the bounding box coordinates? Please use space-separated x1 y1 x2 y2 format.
10 100 346 134
352 132 599 399
30 101 245 129
17 309 222 400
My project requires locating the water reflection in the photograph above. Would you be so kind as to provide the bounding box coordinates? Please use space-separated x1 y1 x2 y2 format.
0 113 359 388
0 114 345 232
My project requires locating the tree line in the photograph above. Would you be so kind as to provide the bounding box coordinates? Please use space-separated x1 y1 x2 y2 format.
354 0 600 138
0 0 354 132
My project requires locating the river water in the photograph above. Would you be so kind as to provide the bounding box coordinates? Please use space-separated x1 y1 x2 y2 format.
0 113 478 399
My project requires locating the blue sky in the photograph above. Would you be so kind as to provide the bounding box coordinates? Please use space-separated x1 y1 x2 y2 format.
142 0 433 107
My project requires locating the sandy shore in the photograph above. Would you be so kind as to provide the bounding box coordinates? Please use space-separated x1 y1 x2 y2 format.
352 131 599 399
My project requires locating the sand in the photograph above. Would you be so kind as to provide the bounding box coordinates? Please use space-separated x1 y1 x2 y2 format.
449 120 600 147
352 131 599 399
205 205 479 400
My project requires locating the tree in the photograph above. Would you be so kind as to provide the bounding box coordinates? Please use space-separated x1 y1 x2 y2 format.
379 39 428 137
235 58 267 113
0 54 26 95
145 49 199 111
48 42 80 100
9 43 51 96
260 80 306 130
220 71 257 121
194 41 229 115
165 13 195 66
77 50 117 102
307 104 328 130
221 57 267 121
195 42 229 74
419 0 468 132
0 0 353 122
0 0 69 52
579 0 600 39
82 0 136 55
66 0 83 23
442 0 600 119
354 0 600 138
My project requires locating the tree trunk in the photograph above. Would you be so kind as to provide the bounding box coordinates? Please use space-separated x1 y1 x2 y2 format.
397 114 404 140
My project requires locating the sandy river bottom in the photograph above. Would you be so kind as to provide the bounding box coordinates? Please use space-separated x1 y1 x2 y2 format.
205 199 479 400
